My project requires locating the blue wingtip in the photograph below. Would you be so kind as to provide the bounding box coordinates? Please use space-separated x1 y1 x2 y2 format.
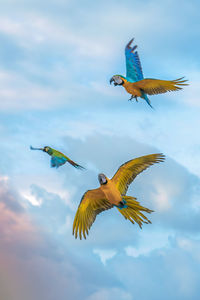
77 165 86 170
125 38 144 81
125 38 134 50
73 164 86 170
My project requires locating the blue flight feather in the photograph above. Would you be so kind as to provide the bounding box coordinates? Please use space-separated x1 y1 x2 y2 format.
51 156 67 168
125 39 144 82
142 92 154 109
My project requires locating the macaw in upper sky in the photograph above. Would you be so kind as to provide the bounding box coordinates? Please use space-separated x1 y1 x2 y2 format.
30 146 85 170
73 153 165 239
110 38 188 108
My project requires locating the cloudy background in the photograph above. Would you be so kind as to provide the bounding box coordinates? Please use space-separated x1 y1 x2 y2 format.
0 0 200 299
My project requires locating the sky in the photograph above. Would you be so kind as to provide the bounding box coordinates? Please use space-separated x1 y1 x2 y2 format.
0 0 200 299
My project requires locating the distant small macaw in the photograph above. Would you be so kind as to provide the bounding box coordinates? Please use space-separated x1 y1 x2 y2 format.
110 38 188 108
73 153 165 239
30 146 85 170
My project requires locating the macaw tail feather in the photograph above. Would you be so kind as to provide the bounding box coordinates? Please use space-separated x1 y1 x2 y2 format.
142 93 154 109
30 146 43 151
117 196 153 228
68 159 85 170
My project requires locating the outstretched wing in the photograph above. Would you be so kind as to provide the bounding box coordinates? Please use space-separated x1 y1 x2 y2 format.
51 149 85 170
125 38 144 82
112 154 165 195
51 156 67 168
136 77 188 95
73 188 113 239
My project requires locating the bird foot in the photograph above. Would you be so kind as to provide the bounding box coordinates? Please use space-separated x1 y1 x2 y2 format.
128 95 134 101
115 198 127 209
128 95 138 102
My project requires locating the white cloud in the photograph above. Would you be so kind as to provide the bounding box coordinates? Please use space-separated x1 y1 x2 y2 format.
0 15 112 58
125 230 170 257
0 0 200 299
87 288 132 300
22 190 41 206
0 70 69 111
151 182 174 212
180 72 200 107
93 248 117 265
0 175 9 183
58 214 73 234
177 236 200 262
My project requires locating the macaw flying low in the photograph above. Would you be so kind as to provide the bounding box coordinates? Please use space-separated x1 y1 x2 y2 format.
30 146 85 169
73 153 165 239
110 38 188 108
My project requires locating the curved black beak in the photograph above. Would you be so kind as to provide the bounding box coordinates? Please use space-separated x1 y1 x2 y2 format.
110 77 114 85
98 174 107 185
30 146 44 151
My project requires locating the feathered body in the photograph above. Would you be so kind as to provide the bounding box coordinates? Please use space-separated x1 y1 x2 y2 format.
110 39 188 108
73 153 165 239
30 145 85 169
100 177 122 206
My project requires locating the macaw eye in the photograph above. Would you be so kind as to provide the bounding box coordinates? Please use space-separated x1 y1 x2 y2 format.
115 77 123 84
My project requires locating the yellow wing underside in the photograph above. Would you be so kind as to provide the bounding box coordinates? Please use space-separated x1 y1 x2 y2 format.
112 153 165 195
136 77 188 95
73 188 113 239
73 154 165 239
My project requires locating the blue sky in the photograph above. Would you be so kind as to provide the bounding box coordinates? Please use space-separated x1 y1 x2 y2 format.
0 0 200 299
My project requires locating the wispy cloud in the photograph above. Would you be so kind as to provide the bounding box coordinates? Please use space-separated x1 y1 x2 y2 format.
93 248 117 265
0 0 200 299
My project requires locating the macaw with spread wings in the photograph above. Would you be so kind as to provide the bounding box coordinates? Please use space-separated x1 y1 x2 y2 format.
110 38 188 108
30 146 85 170
73 153 165 239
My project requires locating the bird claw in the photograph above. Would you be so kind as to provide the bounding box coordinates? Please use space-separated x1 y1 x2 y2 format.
128 95 134 101
128 96 138 102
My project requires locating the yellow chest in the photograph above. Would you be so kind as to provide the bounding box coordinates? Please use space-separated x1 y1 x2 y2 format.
100 179 122 205
123 82 141 97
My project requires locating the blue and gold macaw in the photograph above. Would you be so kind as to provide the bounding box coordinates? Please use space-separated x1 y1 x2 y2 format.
30 146 85 169
110 38 188 108
73 153 165 239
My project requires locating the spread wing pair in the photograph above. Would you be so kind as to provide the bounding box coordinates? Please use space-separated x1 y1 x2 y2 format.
73 153 165 239
30 146 85 170
110 38 188 108
125 38 188 95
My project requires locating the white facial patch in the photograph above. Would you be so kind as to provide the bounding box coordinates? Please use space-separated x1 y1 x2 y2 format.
113 76 123 84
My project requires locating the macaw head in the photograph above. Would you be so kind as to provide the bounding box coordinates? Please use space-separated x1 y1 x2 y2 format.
110 75 125 86
43 146 50 152
98 173 108 185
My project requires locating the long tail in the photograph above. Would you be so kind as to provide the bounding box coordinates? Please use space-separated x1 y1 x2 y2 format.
67 159 85 170
142 93 154 109
116 196 153 228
